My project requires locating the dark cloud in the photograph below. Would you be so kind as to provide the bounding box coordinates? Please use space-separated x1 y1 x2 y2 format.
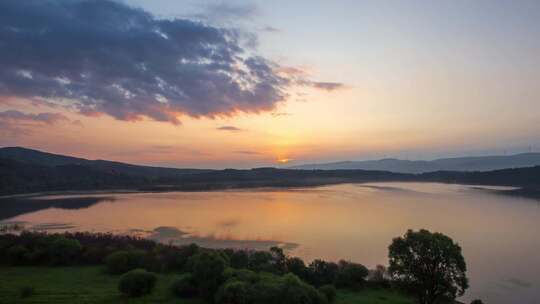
0 0 288 125
217 125 242 132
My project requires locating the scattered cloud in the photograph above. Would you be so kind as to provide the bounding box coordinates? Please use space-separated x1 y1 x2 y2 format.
216 219 240 228
234 150 261 155
271 112 290 117
0 110 71 138
194 2 260 23
503 278 532 289
0 123 29 138
311 82 347 91
0 0 288 125
277 66 308 77
262 26 280 33
277 66 347 92
108 145 207 158
217 125 243 132
150 145 176 151
72 120 84 127
0 110 69 125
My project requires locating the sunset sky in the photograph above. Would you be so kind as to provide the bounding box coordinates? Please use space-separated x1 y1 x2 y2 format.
1 0 539 168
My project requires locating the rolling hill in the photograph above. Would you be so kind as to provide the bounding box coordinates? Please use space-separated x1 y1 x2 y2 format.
0 147 211 178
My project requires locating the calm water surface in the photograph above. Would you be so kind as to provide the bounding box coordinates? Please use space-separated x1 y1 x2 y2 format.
2 182 539 303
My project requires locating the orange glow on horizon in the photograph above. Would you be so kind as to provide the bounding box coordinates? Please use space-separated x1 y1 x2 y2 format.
277 158 292 164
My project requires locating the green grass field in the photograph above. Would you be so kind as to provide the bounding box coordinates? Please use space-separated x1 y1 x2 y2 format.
336 290 414 304
0 266 414 304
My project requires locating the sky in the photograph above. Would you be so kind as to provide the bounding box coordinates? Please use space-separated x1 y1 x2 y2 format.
0 0 539 168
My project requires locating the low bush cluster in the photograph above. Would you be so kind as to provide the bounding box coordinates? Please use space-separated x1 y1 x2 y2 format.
118 269 157 297
0 232 396 303
105 250 146 274
170 274 197 298
319 284 337 303
0 232 199 271
215 270 328 304
2 234 82 266
18 286 35 298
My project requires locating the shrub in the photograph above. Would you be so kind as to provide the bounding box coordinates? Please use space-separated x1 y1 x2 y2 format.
26 248 48 265
189 251 227 300
0 238 12 259
223 268 259 284
248 251 274 272
251 277 281 304
170 274 197 298
367 265 390 288
307 259 338 287
81 246 107 264
157 243 199 272
230 250 249 269
286 257 307 279
7 245 30 265
334 260 369 289
118 269 157 297
269 246 287 274
105 250 146 274
215 280 252 304
217 270 328 304
48 237 82 265
319 285 337 303
140 254 162 273
19 286 35 298
280 273 328 304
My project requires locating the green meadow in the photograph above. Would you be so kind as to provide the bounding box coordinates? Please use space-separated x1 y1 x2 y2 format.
0 266 413 304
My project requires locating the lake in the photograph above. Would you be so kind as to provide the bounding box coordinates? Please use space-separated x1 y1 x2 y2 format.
1 182 539 303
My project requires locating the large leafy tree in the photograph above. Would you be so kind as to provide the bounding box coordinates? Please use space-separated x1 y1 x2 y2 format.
388 229 468 304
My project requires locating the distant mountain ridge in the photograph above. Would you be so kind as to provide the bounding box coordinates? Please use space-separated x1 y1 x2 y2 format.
1 147 539 196
289 153 540 173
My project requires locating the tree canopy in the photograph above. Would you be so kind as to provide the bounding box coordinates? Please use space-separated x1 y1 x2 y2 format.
388 229 468 304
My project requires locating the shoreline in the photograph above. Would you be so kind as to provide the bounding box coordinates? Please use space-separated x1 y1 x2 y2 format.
0 180 535 200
